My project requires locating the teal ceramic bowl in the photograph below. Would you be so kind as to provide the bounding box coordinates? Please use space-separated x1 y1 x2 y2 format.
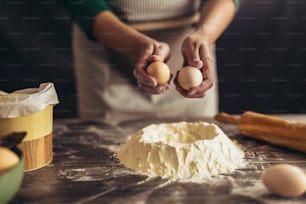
0 146 24 204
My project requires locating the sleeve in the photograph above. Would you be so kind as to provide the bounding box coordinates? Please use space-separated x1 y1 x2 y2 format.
234 0 241 11
63 0 111 40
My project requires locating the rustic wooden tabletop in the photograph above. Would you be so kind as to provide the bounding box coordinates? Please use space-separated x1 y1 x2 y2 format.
11 115 306 204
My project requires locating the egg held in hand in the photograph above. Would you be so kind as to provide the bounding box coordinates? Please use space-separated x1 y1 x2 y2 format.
261 164 306 197
146 62 171 84
0 147 20 173
177 66 203 90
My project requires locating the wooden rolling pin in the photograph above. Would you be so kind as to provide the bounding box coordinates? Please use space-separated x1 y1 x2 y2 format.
214 111 306 153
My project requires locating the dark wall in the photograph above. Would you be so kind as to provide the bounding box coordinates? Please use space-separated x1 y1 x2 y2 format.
217 0 306 114
1 1 305 118
0 1 77 118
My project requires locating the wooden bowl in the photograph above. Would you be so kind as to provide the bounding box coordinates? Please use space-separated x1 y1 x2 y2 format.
0 105 54 171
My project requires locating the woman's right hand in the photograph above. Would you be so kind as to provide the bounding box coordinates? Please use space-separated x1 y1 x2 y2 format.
133 40 171 95
93 11 171 95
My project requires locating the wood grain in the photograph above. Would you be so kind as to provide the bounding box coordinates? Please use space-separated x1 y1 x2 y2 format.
18 133 53 171
0 105 53 141
215 111 306 154
10 116 306 204
0 105 54 171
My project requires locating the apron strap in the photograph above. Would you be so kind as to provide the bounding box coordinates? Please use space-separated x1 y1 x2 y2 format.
129 13 200 31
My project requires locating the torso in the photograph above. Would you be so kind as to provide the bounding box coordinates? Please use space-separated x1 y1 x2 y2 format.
106 0 202 22
72 0 218 121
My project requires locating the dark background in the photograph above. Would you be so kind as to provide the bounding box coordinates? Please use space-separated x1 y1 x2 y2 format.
1 0 305 118
217 0 306 114
0 0 76 118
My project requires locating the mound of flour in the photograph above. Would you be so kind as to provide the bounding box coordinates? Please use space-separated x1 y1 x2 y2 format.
117 122 245 182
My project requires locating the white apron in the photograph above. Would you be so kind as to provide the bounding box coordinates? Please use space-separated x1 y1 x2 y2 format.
72 0 218 121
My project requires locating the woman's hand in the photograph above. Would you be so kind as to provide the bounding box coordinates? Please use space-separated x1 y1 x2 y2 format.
174 0 237 98
133 41 172 95
174 32 214 98
92 11 171 95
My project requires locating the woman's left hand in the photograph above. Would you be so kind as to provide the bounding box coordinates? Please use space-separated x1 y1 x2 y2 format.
174 32 214 98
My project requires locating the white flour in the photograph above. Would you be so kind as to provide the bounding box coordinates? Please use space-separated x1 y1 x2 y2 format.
117 122 245 183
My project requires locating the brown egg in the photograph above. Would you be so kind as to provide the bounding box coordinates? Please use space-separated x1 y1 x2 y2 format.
261 164 306 197
0 147 19 173
177 66 203 90
146 62 171 84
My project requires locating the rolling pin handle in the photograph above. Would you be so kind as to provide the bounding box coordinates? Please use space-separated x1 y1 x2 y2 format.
214 112 241 125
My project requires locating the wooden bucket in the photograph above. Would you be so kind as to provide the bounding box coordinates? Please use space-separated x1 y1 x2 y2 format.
0 105 53 171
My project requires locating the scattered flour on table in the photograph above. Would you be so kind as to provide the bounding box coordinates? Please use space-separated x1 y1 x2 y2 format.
117 122 245 183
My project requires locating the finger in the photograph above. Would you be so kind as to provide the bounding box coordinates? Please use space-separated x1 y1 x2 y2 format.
199 78 214 93
152 42 170 62
133 68 157 86
191 65 213 96
198 45 214 89
199 45 213 74
187 89 206 98
174 81 205 97
133 45 157 86
175 84 205 98
149 55 162 63
192 59 203 68
175 84 189 96
182 38 203 68
188 80 209 95
137 81 170 94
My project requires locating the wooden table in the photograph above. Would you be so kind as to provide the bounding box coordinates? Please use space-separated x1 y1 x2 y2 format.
11 115 306 204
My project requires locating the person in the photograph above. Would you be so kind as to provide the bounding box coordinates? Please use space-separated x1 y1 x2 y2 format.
63 0 240 121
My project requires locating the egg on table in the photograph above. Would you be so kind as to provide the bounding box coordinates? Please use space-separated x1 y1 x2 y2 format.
177 66 203 90
261 164 306 197
146 62 171 84
0 146 20 173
